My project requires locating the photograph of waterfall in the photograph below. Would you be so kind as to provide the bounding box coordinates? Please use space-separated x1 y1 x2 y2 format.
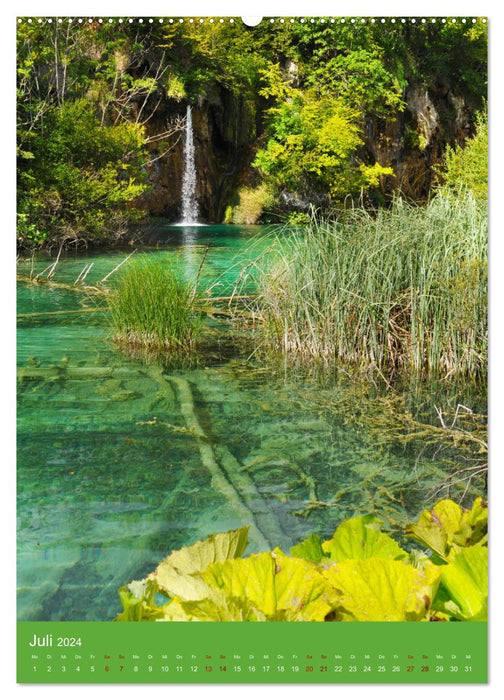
16 16 487 681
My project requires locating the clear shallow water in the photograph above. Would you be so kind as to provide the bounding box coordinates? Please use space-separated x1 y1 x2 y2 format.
18 223 277 296
17 222 486 621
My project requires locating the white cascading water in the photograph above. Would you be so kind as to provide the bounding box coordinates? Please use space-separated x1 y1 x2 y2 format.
180 105 199 224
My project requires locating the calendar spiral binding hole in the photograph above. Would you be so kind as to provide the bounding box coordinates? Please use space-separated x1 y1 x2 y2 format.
16 17 488 25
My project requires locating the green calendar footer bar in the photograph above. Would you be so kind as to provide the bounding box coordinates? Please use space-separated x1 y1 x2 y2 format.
17 621 487 683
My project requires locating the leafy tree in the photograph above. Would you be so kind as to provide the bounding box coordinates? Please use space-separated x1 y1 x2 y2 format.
16 20 164 246
17 99 147 245
290 21 404 116
438 110 487 203
253 90 393 200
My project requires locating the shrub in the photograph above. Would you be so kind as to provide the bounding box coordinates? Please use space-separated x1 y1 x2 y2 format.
108 256 201 353
231 183 275 225
438 110 487 204
17 99 148 247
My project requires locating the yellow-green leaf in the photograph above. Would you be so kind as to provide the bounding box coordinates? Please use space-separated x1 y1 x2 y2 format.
323 559 441 621
154 526 250 576
434 545 487 620
150 527 250 600
290 533 327 563
162 593 265 621
321 514 409 562
151 563 215 601
406 498 487 562
201 549 337 621
115 579 166 621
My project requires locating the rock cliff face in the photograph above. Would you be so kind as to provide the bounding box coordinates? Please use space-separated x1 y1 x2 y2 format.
137 81 476 221
365 84 473 200
139 90 259 222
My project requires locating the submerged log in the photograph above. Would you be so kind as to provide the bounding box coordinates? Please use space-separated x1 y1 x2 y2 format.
18 307 107 319
216 444 292 552
147 366 272 552
17 274 108 295
17 365 142 381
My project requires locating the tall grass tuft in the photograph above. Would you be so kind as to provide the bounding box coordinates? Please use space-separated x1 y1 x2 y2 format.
108 256 201 353
254 190 487 377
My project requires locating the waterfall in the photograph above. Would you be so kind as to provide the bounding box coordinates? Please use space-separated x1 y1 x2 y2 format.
180 104 199 224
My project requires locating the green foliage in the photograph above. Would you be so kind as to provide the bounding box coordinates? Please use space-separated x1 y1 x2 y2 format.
116 579 166 621
320 514 409 562
308 48 404 117
285 211 311 225
405 497 488 563
198 550 337 621
253 191 487 377
108 256 202 353
16 20 160 247
117 497 487 622
164 72 187 101
253 90 393 202
252 18 486 204
157 526 250 576
439 111 487 203
160 21 271 100
16 213 47 247
223 205 234 224
291 19 487 111
436 546 487 620
323 558 441 622
17 99 148 245
231 183 275 224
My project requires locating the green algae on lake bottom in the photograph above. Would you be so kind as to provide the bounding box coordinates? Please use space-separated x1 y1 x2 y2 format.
16 223 487 621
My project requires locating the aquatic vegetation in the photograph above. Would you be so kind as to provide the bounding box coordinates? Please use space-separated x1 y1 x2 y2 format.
301 386 487 507
117 496 487 622
108 257 202 353
253 191 487 378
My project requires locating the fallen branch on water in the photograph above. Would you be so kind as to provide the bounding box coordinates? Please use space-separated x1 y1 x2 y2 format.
16 274 108 295
17 307 106 319
101 249 137 282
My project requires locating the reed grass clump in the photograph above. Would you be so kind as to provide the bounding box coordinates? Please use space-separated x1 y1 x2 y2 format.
255 190 487 377
108 256 201 353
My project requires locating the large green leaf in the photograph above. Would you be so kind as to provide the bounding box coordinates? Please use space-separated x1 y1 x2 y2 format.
322 559 441 621
406 498 488 562
152 564 215 601
154 526 250 577
455 498 488 548
162 593 266 621
321 515 409 562
290 533 327 563
161 593 322 622
201 549 338 621
433 545 487 620
150 526 250 597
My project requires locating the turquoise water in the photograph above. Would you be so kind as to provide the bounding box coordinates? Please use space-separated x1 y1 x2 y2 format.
17 223 485 621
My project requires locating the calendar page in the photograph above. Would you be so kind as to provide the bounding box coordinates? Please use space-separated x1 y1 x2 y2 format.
16 12 488 685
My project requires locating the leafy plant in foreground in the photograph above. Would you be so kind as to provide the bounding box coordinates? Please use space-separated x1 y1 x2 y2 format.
116 497 487 622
